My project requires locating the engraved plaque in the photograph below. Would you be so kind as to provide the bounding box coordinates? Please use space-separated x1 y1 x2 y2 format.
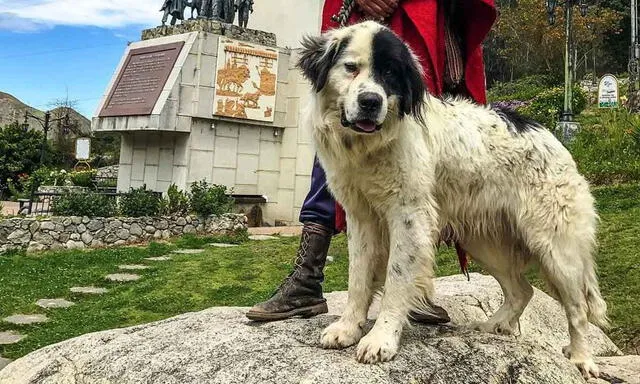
99 42 184 117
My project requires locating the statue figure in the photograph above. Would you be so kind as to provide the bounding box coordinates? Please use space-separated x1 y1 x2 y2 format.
199 0 224 20
188 0 202 19
221 0 236 23
160 0 187 26
235 0 253 29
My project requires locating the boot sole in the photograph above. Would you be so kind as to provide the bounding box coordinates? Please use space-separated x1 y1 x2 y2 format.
246 302 328 322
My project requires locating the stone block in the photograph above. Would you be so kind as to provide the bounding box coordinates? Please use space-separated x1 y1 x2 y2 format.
145 136 160 166
181 54 198 85
236 154 259 185
179 85 196 115
213 137 238 168
188 150 214 182
284 98 300 128
200 55 217 87
294 175 312 208
197 87 215 118
278 158 296 190
212 168 235 189
173 135 190 166
237 127 261 155
295 144 314 176
191 121 216 151
158 149 175 182
215 123 239 138
258 140 280 172
144 166 159 190
257 172 279 202
117 164 132 192
131 150 146 181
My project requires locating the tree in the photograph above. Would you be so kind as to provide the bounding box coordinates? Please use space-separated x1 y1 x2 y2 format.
488 0 623 83
0 123 47 197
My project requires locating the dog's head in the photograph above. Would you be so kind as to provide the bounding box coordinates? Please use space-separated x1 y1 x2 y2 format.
297 21 425 134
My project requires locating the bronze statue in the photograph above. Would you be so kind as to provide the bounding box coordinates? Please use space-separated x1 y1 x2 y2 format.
221 0 236 23
161 0 188 26
188 0 202 19
235 0 253 28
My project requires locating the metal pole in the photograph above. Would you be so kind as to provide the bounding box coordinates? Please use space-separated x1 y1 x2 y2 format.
562 2 574 122
28 111 50 214
630 0 639 111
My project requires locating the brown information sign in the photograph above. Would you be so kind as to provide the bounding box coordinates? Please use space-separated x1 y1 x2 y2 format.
99 42 184 117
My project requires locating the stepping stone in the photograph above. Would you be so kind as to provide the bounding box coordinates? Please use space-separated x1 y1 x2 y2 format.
36 299 75 309
144 256 171 261
118 264 150 271
3 314 49 325
280 233 298 238
0 356 13 370
248 235 278 241
172 249 205 255
208 243 239 248
105 273 141 282
70 287 109 295
0 331 25 345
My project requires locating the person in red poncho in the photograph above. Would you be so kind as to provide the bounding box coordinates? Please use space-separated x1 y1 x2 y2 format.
247 0 497 322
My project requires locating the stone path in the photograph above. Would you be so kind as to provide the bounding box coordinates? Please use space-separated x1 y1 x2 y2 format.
248 226 302 236
118 264 150 271
0 356 12 371
0 331 25 345
36 299 75 309
2 314 48 325
172 249 205 255
248 235 278 241
144 256 171 261
208 243 238 248
70 287 108 295
105 274 141 282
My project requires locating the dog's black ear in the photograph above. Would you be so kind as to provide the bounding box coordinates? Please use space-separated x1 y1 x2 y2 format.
400 56 426 122
297 34 341 92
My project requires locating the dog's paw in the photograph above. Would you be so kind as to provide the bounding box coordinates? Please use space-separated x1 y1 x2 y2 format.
320 320 364 349
469 320 514 336
355 328 400 364
562 345 600 379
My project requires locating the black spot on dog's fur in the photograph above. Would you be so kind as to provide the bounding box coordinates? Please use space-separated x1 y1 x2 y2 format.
404 218 413 228
297 35 351 92
408 254 416 264
492 106 543 134
372 29 425 123
392 263 403 276
342 136 353 150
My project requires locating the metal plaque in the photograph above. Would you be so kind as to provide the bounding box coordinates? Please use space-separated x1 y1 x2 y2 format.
99 42 184 117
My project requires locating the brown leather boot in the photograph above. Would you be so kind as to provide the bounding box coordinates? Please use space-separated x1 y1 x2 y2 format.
246 222 332 321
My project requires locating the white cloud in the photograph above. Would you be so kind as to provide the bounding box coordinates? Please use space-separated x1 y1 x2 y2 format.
0 0 160 30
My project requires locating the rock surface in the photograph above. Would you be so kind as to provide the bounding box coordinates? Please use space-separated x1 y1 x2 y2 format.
0 356 12 371
35 298 75 309
0 331 25 345
105 274 141 282
70 287 109 295
2 314 48 325
1 274 632 384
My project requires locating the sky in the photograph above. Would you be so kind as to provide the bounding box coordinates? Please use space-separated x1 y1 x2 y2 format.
0 0 165 118
0 0 323 119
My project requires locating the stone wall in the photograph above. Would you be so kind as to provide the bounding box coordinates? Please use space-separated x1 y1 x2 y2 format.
141 20 277 47
0 214 247 254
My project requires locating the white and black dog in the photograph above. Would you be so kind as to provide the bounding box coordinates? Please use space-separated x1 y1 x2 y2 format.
297 21 608 379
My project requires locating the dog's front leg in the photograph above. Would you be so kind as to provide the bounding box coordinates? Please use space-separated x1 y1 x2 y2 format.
356 202 437 364
320 212 384 349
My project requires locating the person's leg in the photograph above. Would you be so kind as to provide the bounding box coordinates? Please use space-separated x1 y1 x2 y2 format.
246 157 335 321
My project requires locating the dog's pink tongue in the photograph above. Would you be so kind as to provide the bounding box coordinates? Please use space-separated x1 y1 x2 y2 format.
355 120 377 132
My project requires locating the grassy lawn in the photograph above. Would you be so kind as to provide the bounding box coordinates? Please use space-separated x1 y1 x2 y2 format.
1 184 639 359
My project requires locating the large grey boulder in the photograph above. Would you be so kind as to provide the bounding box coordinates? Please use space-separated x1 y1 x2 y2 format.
0 274 632 384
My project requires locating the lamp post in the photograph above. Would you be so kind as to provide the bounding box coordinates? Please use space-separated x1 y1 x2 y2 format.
630 0 639 111
545 0 589 142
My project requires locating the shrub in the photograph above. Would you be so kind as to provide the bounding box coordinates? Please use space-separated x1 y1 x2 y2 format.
51 192 117 217
570 108 640 185
516 86 588 129
119 185 162 217
488 75 558 102
0 123 48 195
189 180 234 217
160 184 190 215
69 170 97 188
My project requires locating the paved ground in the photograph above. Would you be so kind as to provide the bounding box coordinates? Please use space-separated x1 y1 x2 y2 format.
1 201 20 216
248 226 302 236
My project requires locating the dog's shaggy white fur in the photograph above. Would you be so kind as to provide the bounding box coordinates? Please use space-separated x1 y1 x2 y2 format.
297 21 609 379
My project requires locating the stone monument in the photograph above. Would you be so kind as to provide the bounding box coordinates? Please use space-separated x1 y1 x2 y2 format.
93 16 317 227
236 0 254 29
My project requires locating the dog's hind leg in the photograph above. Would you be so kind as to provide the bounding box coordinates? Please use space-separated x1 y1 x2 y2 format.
320 211 387 349
466 239 533 337
535 235 604 379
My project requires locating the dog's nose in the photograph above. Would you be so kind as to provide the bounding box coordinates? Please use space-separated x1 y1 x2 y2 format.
358 92 383 112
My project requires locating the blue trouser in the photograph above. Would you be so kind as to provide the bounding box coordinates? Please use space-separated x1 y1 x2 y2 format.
299 157 335 230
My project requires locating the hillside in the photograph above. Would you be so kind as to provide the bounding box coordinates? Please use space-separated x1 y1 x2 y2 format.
0 91 91 136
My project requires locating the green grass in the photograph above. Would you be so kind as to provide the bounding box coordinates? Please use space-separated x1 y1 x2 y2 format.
1 184 639 359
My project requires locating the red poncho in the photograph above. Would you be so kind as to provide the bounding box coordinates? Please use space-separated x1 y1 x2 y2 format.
322 0 497 233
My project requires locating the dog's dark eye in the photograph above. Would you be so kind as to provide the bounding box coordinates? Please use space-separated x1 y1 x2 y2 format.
344 63 358 73
384 69 393 78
